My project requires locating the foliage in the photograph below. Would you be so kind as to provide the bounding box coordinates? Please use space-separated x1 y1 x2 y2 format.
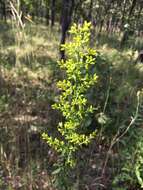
42 21 98 188
113 92 143 190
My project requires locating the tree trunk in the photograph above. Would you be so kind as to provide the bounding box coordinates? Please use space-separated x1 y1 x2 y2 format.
20 0 26 22
99 19 104 34
135 6 143 35
1 0 7 22
60 0 74 60
51 0 56 27
98 1 112 35
120 0 137 47
120 0 127 28
46 0 50 25
87 0 93 22
128 0 137 18
73 0 83 23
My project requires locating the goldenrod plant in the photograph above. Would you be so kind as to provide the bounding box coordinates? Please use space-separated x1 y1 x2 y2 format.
42 21 98 170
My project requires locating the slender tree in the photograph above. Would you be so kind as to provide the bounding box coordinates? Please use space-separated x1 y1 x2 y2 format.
60 0 75 60
0 0 7 21
51 0 56 27
87 0 93 22
120 0 137 47
46 0 50 25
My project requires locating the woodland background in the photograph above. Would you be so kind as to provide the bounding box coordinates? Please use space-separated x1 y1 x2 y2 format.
0 0 143 189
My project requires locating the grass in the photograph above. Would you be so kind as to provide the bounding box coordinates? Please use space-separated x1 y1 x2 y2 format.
0 20 143 189
0 21 61 189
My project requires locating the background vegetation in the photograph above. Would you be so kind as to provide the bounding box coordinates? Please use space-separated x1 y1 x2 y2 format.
0 0 143 189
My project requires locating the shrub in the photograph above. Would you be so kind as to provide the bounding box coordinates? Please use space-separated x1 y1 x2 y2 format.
42 21 98 189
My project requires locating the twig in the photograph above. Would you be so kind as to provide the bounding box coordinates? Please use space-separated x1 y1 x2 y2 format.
103 76 111 113
10 1 25 29
101 91 141 176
